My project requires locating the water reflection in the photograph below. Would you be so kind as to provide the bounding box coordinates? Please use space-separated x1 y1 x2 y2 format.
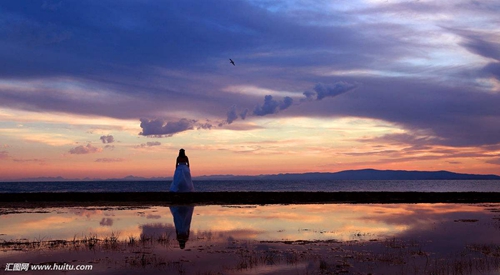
0 204 499 274
169 205 194 249
0 204 498 244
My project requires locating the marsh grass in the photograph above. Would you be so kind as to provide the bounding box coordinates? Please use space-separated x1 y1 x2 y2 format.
2 234 500 275
0 231 170 252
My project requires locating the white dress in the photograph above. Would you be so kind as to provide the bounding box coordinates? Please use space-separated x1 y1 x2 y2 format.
169 163 195 192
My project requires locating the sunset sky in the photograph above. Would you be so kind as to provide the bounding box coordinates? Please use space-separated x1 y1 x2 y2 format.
0 0 499 180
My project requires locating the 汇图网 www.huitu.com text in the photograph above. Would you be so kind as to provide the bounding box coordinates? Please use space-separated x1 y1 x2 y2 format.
5 263 93 272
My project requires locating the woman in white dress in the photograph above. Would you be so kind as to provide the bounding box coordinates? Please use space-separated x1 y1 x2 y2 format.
169 149 195 192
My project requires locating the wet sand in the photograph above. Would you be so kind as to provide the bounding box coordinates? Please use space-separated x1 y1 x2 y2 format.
1 192 500 207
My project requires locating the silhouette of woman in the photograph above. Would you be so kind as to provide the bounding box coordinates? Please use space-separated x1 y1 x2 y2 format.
169 149 195 192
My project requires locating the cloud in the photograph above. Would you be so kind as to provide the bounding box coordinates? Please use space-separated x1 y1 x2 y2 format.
302 90 315 101
1 0 499 157
240 108 249 120
0 150 9 160
137 141 162 148
253 95 293 116
486 158 500 166
197 121 213 130
311 82 357 100
69 143 102 154
482 62 500 80
145 141 161 147
458 33 500 61
226 105 238 124
139 118 196 136
224 82 354 124
95 158 125 163
12 158 46 165
100 135 114 144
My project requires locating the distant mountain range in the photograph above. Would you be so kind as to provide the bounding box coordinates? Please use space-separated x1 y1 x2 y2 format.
195 169 500 180
4 169 500 182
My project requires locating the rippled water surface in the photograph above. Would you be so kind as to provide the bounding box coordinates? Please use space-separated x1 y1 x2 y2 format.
2 179 500 192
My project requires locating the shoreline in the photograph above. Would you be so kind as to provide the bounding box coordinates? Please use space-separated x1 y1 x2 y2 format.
1 192 500 207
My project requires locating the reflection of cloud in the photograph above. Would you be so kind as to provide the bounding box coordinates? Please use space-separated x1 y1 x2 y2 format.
68 208 103 218
140 223 175 237
99 218 113 226
17 216 76 232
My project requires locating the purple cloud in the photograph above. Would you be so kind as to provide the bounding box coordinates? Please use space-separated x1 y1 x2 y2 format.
253 95 293 116
69 144 102 155
486 158 500 166
100 135 114 144
139 118 196 136
240 108 249 120
137 141 161 148
226 105 238 124
312 82 357 100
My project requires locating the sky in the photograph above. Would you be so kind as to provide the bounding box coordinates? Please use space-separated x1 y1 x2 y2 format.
0 0 499 180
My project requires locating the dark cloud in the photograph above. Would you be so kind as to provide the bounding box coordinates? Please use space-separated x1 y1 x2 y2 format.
69 143 102 154
0 0 446 138
100 135 114 144
482 62 500 80
459 34 500 61
253 95 293 116
295 77 500 147
302 90 315 101
197 122 213 130
139 118 196 136
280 96 293 110
240 108 249 120
312 82 357 100
226 105 238 124
1 0 499 153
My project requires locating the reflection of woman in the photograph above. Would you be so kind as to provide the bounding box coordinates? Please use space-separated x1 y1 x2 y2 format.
169 149 195 192
169 206 194 249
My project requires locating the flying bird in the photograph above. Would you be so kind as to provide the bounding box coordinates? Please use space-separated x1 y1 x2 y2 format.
229 59 235 66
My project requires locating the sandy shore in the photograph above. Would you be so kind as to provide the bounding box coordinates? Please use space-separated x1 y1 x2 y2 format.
1 191 500 207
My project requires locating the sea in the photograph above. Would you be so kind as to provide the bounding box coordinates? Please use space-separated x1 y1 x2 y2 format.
1 179 500 193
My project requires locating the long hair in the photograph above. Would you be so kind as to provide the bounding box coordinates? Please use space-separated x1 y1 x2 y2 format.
178 149 186 157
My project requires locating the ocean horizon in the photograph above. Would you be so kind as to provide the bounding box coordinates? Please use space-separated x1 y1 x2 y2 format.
1 179 500 193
